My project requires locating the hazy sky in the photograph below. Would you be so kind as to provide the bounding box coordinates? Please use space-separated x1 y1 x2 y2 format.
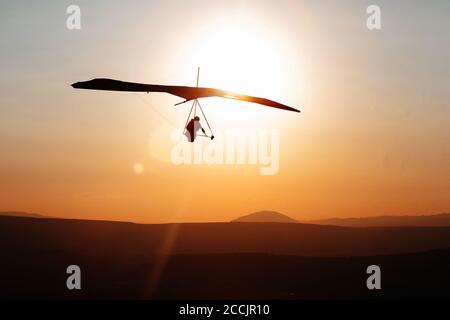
1 0 449 223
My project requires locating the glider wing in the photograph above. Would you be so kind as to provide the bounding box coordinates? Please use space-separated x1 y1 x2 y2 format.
72 78 300 113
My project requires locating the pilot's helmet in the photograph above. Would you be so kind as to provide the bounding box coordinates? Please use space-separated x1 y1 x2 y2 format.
194 116 200 121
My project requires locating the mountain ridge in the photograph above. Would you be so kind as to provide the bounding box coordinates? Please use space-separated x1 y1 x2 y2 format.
232 211 298 223
304 212 450 227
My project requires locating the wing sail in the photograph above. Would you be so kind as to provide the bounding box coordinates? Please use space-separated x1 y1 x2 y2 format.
71 78 300 113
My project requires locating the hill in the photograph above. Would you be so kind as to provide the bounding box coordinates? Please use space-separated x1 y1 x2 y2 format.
2 216 450 299
232 211 297 223
305 213 450 227
2 215 450 257
0 211 51 219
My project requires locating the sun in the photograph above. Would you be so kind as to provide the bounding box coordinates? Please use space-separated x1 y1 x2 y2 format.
174 15 297 125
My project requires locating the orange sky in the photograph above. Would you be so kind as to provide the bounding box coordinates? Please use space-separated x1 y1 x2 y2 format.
0 1 449 223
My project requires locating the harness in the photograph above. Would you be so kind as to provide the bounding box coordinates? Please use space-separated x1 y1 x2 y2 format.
183 68 215 140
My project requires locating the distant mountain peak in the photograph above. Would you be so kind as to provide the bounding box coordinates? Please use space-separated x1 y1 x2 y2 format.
303 213 450 227
0 211 51 219
232 211 297 223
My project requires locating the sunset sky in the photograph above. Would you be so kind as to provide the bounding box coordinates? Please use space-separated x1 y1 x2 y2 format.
1 0 449 223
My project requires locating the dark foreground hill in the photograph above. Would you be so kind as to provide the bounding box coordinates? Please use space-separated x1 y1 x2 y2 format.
2 216 450 257
2 247 450 299
1 216 450 299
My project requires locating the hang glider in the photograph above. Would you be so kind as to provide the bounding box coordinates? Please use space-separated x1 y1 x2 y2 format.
71 68 300 142
71 78 300 113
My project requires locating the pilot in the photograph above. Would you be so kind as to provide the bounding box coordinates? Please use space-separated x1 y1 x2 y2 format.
185 116 206 142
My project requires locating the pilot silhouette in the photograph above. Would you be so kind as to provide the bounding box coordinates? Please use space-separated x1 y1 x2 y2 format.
185 116 205 142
